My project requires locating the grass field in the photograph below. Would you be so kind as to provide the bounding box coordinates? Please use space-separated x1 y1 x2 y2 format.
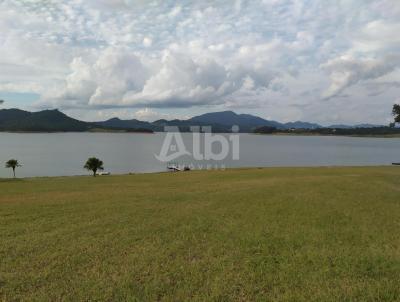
1 167 400 301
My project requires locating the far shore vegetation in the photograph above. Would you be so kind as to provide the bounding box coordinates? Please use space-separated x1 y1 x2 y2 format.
1 104 399 135
253 125 400 137
254 103 400 137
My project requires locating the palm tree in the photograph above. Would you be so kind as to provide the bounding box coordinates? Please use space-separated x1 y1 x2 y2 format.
84 157 104 177
5 159 21 178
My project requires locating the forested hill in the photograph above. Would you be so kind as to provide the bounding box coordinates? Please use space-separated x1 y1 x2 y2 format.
0 108 390 133
0 109 152 132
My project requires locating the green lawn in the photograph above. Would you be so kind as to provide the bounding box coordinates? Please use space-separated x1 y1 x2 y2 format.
1 167 399 301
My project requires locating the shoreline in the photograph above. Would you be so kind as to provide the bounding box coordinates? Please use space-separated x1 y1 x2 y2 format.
1 130 400 138
252 132 400 138
1 165 398 180
0 130 155 134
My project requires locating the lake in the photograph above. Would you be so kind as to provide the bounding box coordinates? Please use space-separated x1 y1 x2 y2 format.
0 132 399 177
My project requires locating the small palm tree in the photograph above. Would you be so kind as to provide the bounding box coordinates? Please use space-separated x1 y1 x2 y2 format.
84 157 104 177
5 159 21 178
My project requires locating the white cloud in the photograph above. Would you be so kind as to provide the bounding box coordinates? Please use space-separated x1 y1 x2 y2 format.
321 55 400 99
39 43 279 108
168 6 182 18
133 108 172 121
142 37 153 47
349 20 400 54
1 0 400 124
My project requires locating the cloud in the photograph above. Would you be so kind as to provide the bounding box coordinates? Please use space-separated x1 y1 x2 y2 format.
321 55 400 99
1 0 400 124
142 37 153 47
89 107 172 121
349 20 400 54
39 44 279 109
133 108 173 121
319 14 400 100
168 6 182 18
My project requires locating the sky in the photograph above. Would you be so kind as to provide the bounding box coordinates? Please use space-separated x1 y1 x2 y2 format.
0 0 399 125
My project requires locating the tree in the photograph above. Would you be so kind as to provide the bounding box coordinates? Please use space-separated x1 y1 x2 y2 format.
253 126 277 134
84 157 104 177
5 159 21 178
393 104 400 123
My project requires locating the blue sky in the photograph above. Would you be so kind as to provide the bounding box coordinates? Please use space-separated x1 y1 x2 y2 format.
0 0 399 125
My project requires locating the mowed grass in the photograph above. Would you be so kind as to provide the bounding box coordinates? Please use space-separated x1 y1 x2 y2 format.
0 167 400 301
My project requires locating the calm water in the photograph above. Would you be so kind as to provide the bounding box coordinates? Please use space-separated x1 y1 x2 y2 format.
0 132 399 177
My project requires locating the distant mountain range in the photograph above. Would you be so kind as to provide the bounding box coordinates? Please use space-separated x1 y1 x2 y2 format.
0 109 89 132
0 108 386 132
327 123 385 129
97 111 385 132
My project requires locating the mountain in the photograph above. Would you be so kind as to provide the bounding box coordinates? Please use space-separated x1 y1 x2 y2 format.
0 108 31 123
328 123 385 129
354 123 385 128
0 109 89 132
0 108 387 133
0 109 152 132
96 111 282 133
189 111 285 132
95 117 155 130
284 121 322 129
327 124 352 129
188 111 327 131
151 119 200 132
95 111 391 133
